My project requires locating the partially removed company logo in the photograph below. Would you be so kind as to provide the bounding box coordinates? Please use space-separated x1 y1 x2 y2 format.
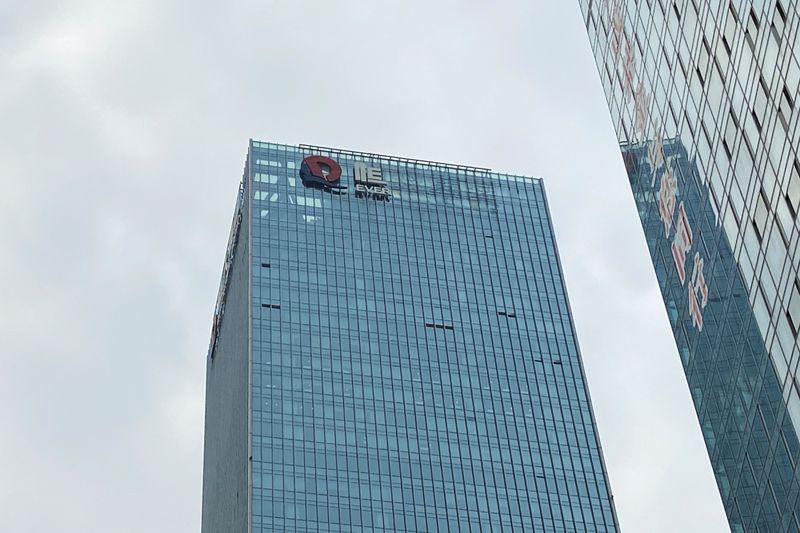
300 155 346 191
354 162 392 201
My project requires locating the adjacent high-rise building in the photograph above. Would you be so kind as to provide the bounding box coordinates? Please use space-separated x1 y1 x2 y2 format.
201 140 619 532
579 1 800 531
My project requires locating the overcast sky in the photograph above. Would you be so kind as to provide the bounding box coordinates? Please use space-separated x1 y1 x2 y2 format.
0 1 731 532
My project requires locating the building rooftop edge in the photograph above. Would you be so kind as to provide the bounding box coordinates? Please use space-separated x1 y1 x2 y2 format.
248 139 541 182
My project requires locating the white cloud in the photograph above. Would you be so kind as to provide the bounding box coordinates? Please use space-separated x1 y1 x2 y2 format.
0 2 730 532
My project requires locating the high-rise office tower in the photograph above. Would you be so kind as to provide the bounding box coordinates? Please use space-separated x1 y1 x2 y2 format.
579 1 800 531
201 140 619 532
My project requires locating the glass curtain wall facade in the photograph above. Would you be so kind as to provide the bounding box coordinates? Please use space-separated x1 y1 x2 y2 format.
579 1 800 531
201 140 619 532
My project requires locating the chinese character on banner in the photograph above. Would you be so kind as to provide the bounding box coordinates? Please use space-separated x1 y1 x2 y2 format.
634 82 650 137
602 0 618 24
648 130 665 185
622 39 637 100
671 203 693 285
657 166 678 236
609 34 620 59
688 252 709 331
611 8 625 55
